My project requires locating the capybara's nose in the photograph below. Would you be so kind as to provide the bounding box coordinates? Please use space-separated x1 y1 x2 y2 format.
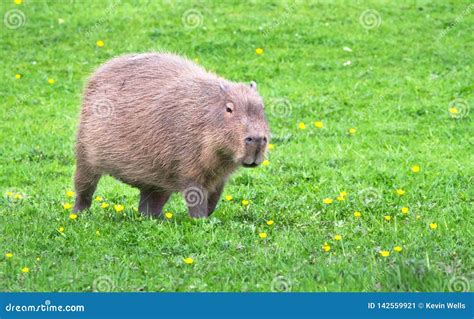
245 136 267 146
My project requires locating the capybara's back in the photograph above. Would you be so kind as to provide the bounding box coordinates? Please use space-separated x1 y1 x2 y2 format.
74 52 269 218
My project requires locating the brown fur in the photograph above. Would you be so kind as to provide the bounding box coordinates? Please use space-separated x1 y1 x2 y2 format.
74 52 269 218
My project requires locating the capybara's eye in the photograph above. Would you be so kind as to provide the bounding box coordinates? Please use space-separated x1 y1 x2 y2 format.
225 103 234 113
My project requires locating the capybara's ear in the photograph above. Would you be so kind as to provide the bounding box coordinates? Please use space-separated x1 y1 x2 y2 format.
219 82 229 94
250 81 257 91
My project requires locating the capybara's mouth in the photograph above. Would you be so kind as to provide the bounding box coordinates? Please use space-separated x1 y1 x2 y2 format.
243 163 259 168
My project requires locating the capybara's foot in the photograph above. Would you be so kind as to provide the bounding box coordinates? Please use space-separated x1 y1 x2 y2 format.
73 196 92 212
138 189 170 218
207 183 224 216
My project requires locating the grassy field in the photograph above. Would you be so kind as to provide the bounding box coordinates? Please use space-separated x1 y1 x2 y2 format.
1 0 472 292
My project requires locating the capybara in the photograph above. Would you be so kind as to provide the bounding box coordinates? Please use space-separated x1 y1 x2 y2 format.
74 53 270 218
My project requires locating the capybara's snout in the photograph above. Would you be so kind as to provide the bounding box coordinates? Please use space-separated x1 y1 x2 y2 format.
242 133 268 168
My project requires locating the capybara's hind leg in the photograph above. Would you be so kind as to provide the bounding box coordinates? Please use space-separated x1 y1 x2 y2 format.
73 156 101 212
138 189 171 218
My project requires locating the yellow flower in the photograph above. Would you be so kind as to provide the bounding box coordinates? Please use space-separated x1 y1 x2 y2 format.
62 203 72 210
384 215 391 221
5 191 13 197
48 78 55 85
268 143 275 150
165 212 173 219
411 165 420 173
58 226 65 233
21 267 29 273
323 198 333 204
95 196 103 201
349 128 357 135
5 253 13 258
298 122 306 130
255 48 264 55
225 195 233 201
66 191 75 198
322 242 331 252
394 246 402 252
262 159 270 166
36 257 41 261
339 191 348 197
242 199 249 206
336 196 345 201
259 232 267 239
183 257 194 265
401 207 409 214
334 235 342 241
15 73 22 79
449 107 458 114
96 230 100 236
14 194 23 200
69 213 78 220
96 40 105 47
354 211 361 218
114 204 124 213
429 223 438 230
14 0 23 4
379 250 390 257
101 202 109 209
314 121 324 128
396 189 405 196
266 220 274 226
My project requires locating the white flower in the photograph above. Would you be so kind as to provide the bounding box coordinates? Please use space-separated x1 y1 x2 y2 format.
343 60 352 66
58 18 65 24
343 46 353 52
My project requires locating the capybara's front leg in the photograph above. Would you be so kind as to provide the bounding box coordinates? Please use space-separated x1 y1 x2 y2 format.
138 189 171 218
207 183 224 216
183 185 208 218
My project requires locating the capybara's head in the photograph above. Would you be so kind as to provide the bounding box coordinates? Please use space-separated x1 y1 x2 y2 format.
212 81 270 168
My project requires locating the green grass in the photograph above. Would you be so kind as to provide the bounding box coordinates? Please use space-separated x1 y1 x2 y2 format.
1 0 473 292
